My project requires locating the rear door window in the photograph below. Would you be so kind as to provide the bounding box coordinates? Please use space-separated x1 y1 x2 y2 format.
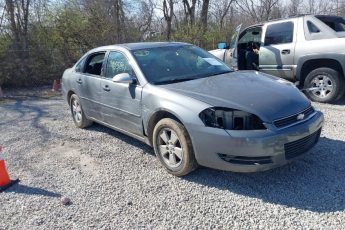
264 22 294 45
84 53 105 76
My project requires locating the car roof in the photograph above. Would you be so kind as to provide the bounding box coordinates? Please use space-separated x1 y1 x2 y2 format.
119 42 191 50
315 14 345 21
245 15 304 29
90 42 191 53
246 14 342 29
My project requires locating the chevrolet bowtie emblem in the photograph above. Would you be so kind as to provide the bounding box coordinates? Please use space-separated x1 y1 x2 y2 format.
297 113 305 120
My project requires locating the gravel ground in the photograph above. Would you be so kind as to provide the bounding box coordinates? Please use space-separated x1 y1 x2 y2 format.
0 94 345 230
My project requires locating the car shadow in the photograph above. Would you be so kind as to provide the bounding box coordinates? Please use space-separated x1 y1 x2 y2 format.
86 122 345 213
184 136 345 213
334 96 345 105
0 98 53 141
86 123 154 155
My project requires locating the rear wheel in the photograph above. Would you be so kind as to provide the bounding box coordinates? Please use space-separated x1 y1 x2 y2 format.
304 67 345 103
70 94 93 128
153 118 198 176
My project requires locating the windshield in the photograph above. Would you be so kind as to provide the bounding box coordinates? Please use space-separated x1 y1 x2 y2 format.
131 45 232 85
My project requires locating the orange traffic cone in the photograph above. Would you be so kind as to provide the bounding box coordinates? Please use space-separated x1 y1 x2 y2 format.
52 80 60 92
0 146 19 192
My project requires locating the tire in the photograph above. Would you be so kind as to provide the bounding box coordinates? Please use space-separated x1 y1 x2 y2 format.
69 94 93 128
304 67 345 103
153 118 198 176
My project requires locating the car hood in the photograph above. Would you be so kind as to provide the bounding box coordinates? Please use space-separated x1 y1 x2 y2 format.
159 71 310 122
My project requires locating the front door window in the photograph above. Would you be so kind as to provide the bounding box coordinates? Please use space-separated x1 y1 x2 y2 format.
105 51 135 79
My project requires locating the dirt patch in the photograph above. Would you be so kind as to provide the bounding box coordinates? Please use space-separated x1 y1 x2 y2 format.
48 142 101 177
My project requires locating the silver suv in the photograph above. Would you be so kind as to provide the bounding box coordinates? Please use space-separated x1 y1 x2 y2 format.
210 15 345 103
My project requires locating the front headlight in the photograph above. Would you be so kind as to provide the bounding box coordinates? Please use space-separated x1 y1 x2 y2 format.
199 107 266 130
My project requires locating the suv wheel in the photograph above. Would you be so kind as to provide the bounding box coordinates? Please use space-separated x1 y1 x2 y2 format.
70 94 93 128
153 118 198 176
304 67 345 103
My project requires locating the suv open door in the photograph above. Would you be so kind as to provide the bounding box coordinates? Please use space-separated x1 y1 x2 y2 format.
209 24 241 70
225 24 242 70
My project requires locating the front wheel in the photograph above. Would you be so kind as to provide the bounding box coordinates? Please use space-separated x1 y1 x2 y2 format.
153 118 198 176
304 67 345 103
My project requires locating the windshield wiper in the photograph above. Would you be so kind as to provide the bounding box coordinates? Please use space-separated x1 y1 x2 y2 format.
155 78 198 85
208 70 232 77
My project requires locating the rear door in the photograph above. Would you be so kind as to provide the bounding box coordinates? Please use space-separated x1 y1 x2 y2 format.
75 52 106 120
99 51 143 135
259 20 297 80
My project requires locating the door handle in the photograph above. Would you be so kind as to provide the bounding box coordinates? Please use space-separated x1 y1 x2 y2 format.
102 85 110 92
76 79 82 84
281 49 290 55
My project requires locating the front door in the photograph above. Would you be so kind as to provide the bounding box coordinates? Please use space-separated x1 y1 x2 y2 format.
259 21 296 80
100 51 143 135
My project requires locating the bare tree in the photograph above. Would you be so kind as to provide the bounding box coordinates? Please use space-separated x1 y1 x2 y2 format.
182 0 196 26
287 0 303 16
303 0 339 15
163 0 174 40
236 0 280 23
112 0 126 43
338 1 345 16
4 0 32 49
137 0 155 41
212 0 236 29
200 0 210 33
0 2 6 32
5 0 20 49
31 0 49 24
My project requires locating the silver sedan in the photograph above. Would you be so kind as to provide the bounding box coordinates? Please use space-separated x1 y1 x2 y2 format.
62 42 324 176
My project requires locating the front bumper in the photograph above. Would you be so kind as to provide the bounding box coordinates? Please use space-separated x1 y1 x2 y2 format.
188 111 324 172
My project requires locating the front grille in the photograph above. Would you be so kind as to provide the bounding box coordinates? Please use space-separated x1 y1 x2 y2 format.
274 107 315 128
218 154 273 165
284 128 321 160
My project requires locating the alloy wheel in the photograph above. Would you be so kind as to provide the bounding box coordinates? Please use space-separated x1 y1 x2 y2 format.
157 128 183 168
72 99 82 123
310 75 334 98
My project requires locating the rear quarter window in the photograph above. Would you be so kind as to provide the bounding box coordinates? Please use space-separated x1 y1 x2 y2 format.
75 57 86 73
307 21 320 33
316 16 345 32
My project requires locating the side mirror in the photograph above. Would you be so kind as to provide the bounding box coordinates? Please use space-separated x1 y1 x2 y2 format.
112 73 136 84
217 42 229 49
